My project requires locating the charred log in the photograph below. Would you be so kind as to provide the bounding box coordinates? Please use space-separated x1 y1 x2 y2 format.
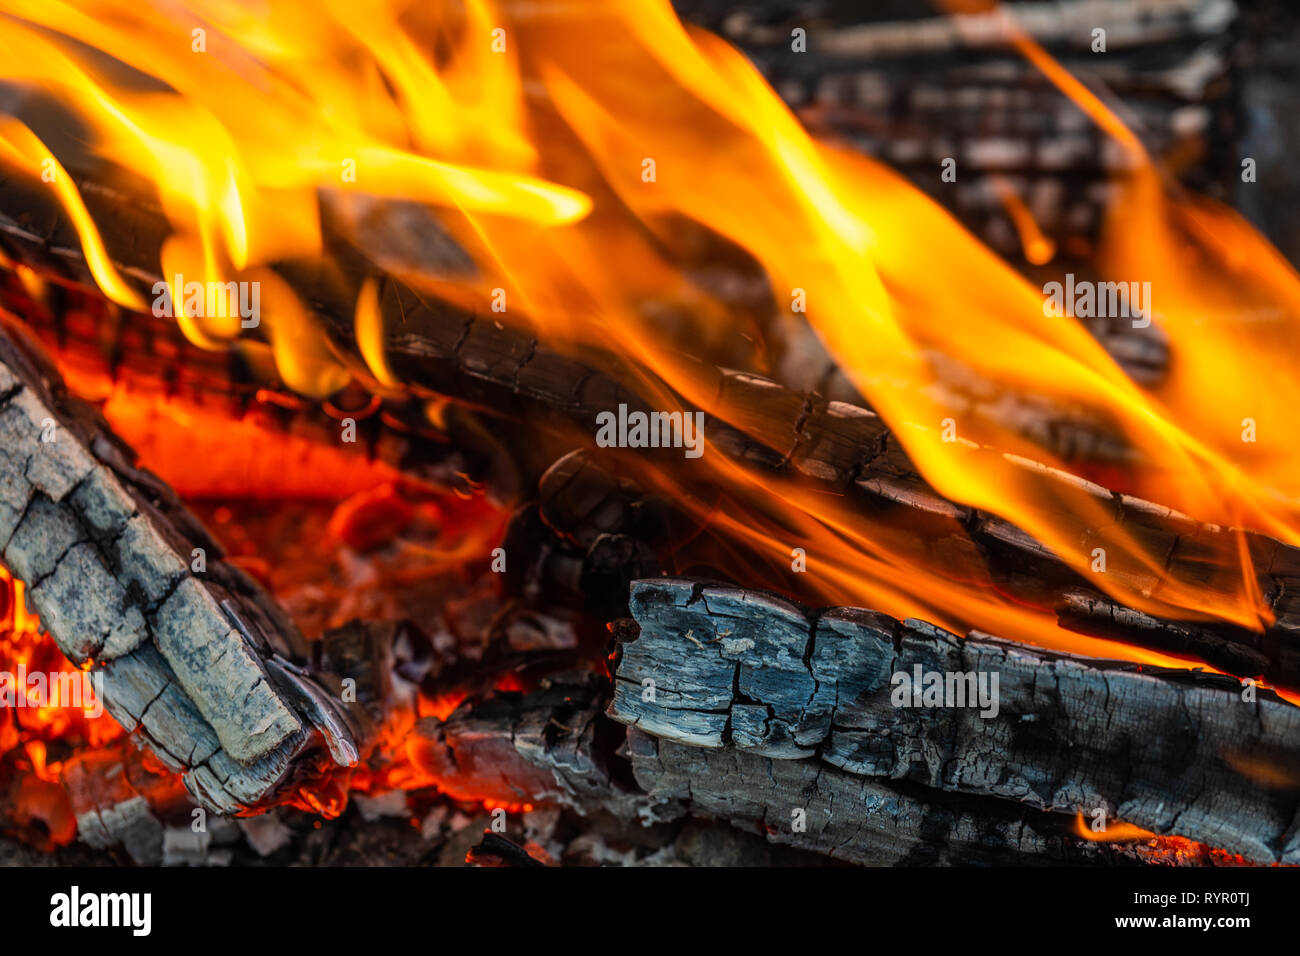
0 277 524 501
466 831 548 867
608 578 1300 864
407 670 1224 866
503 450 668 619
0 317 361 813
351 284 1300 691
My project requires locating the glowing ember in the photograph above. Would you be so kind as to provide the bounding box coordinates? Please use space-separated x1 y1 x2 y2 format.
0 567 120 847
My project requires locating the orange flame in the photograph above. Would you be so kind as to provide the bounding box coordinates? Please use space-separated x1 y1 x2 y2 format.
1 0 1298 672
1073 811 1156 844
0 567 121 757
1 566 120 845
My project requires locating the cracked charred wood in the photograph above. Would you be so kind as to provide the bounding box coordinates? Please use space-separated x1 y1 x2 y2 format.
407 670 1217 865
503 505 658 622
536 449 677 551
0 317 362 813
624 730 1189 867
770 319 1167 468
608 578 1300 865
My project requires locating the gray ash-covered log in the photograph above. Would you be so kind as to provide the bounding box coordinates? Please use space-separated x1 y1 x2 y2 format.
623 730 1168 866
407 670 1228 865
0 317 362 813
608 578 1300 864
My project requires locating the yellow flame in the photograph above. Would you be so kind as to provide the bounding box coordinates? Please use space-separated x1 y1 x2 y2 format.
0 0 588 377
355 275 397 388
0 118 143 309
4 0 1300 669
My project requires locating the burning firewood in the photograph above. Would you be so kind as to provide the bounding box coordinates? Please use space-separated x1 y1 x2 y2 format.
0 317 362 813
0 62 1287 692
0 0 1297 887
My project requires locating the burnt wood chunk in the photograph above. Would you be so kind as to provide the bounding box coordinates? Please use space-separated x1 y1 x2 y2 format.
407 671 1216 866
408 672 648 822
0 318 357 812
609 578 1300 864
625 730 1141 866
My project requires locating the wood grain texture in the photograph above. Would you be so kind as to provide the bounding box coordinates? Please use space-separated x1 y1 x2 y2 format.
0 318 359 812
609 578 1300 863
409 669 1215 865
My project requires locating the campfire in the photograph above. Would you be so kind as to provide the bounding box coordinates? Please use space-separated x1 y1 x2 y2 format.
0 0 1296 869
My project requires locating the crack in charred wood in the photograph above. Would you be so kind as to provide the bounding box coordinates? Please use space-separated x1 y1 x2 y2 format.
0 318 361 813
410 670 1220 865
609 578 1300 864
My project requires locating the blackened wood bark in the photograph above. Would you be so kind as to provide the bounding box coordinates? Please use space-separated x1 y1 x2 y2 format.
609 578 1300 864
503 450 666 618
680 0 1238 261
368 281 1300 690
467 832 548 867
0 317 361 813
407 671 1216 865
